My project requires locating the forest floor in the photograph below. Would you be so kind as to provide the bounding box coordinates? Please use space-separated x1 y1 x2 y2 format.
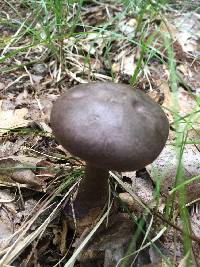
0 1 200 266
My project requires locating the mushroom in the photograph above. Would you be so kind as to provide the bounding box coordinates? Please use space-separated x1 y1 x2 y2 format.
50 82 169 218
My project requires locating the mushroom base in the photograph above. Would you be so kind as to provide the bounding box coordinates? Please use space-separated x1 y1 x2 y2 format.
66 162 109 218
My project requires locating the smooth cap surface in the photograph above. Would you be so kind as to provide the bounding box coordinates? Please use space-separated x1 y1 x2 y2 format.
50 82 169 171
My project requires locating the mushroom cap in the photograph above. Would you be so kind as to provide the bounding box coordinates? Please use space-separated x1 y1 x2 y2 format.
50 82 169 171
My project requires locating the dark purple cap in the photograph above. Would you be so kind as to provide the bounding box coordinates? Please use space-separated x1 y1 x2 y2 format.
50 82 169 171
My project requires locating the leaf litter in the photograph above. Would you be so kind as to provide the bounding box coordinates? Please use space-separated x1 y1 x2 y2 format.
0 1 200 266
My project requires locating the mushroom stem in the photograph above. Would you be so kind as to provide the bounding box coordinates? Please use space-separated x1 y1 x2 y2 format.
71 162 109 218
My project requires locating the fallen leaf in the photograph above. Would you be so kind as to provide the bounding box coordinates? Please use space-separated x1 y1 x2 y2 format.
154 80 174 124
14 198 38 226
173 13 200 55
0 189 17 250
112 62 120 73
0 100 30 135
0 139 25 158
147 143 200 203
122 171 154 206
118 19 136 36
159 79 199 128
0 158 44 188
0 208 14 250
121 55 136 76
119 192 142 212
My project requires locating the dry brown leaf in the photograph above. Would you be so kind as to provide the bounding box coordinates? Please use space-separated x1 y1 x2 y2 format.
147 143 200 203
112 62 120 73
173 13 200 55
0 139 25 158
119 192 142 212
0 208 14 250
0 158 44 188
118 19 136 36
177 64 191 77
154 80 174 123
0 100 30 135
0 190 17 250
159 21 177 39
123 171 154 206
157 79 199 125
121 55 136 76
